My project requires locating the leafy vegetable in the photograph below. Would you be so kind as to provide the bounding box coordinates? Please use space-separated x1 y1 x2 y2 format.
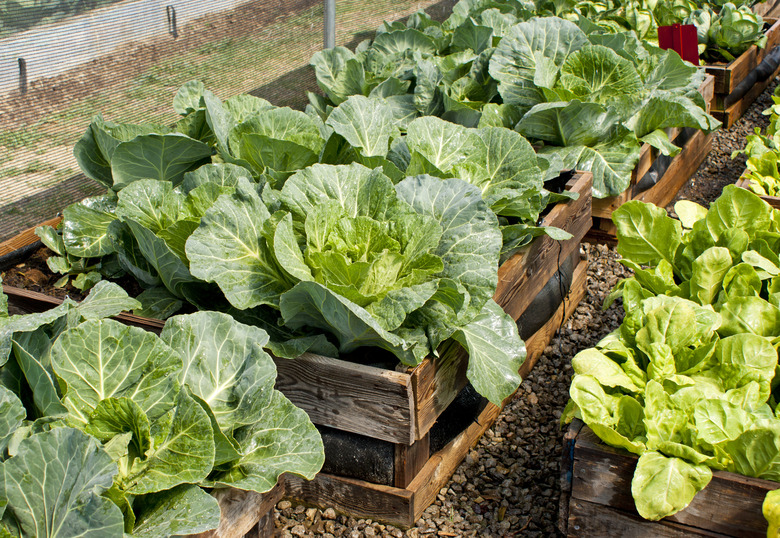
308 13 720 198
187 163 526 405
566 186 780 523
0 285 324 536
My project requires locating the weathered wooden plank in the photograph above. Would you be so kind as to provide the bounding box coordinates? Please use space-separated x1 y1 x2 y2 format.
284 471 415 528
713 55 780 129
569 427 780 538
736 177 780 209
755 0 780 17
520 258 587 378
273 353 416 445
186 481 285 538
409 402 502 519
557 419 585 535
394 433 430 489
0 216 61 257
495 172 592 321
567 499 730 538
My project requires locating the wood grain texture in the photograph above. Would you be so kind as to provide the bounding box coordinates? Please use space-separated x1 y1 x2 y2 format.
755 0 780 17
567 500 729 538
273 353 416 445
736 177 780 208
558 419 585 535
587 128 713 242
285 403 501 528
394 433 430 489
520 258 587 379
712 54 780 128
495 172 592 321
566 426 780 538
706 18 780 94
186 481 285 538
0 216 61 256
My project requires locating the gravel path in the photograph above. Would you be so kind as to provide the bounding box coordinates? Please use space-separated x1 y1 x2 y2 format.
273 79 779 538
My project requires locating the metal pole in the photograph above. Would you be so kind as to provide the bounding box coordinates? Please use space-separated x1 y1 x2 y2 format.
324 0 335 49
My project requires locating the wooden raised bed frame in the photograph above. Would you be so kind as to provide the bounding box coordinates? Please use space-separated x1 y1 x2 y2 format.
706 17 780 129
586 75 715 243
736 176 780 209
1 173 592 526
286 256 589 528
1 172 592 446
559 421 780 538
187 482 284 538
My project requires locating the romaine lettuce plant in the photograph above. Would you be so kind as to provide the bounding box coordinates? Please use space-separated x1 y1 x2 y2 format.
734 85 780 198
186 163 527 405
564 185 780 523
0 281 324 537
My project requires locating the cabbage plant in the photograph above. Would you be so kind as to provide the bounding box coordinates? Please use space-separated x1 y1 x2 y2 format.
309 15 720 198
186 163 526 405
0 281 324 537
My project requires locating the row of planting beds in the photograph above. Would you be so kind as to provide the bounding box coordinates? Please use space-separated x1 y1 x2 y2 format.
3 0 780 535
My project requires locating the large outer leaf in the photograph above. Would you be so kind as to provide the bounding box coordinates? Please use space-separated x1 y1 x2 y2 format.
132 484 221 538
75 281 141 320
110 134 212 190
61 195 118 258
210 390 324 493
631 451 712 520
0 301 75 368
50 319 181 424
181 162 252 193
325 96 398 158
310 47 367 104
612 201 683 266
0 386 24 455
186 181 294 310
452 299 525 406
577 138 642 198
630 92 720 138
161 311 276 429
280 163 396 222
489 17 588 106
516 100 624 147
705 185 771 241
122 389 214 495
559 45 643 103
0 428 123 538
718 297 780 337
116 179 186 234
406 116 485 173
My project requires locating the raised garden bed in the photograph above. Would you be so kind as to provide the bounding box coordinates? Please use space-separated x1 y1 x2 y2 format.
186 481 285 538
1 171 592 527
286 256 588 528
736 176 780 208
587 75 715 243
706 17 780 128
559 420 780 538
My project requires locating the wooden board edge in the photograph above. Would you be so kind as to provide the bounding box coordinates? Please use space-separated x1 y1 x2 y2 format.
186 481 285 538
519 257 587 379
711 60 780 128
0 216 61 257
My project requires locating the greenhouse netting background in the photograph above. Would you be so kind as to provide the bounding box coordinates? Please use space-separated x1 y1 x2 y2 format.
0 0 456 242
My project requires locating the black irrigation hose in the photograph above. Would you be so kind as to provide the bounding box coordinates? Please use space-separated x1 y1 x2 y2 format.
0 241 41 272
724 45 780 108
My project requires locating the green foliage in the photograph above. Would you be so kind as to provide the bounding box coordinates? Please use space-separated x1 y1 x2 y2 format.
567 186 780 524
0 285 324 537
